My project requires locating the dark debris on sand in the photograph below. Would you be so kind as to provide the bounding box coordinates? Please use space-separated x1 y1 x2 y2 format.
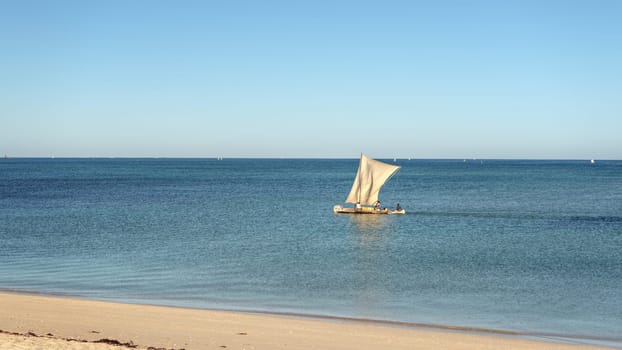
1 329 186 350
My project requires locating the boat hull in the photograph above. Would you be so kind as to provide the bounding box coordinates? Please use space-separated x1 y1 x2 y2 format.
333 205 406 215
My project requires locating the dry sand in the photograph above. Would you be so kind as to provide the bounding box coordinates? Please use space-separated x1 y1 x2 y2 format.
0 292 614 350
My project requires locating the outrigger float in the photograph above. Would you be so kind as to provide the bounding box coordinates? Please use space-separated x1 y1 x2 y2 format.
333 154 405 215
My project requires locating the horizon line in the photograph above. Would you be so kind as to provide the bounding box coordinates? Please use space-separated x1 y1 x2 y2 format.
1 156 618 161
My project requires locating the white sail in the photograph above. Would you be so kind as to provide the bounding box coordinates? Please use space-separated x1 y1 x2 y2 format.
345 154 400 205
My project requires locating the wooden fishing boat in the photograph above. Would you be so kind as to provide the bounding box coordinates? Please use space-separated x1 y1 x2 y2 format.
332 205 405 215
333 154 405 215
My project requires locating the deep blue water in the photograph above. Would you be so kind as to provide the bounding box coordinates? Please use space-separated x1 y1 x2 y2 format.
1 158 621 345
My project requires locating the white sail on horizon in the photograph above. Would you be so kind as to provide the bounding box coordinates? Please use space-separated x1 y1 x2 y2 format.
345 154 401 205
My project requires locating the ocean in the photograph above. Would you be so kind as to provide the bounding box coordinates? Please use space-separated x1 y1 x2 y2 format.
1 158 621 346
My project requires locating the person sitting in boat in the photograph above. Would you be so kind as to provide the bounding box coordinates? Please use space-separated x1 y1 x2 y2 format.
396 203 402 211
355 202 362 210
374 200 381 210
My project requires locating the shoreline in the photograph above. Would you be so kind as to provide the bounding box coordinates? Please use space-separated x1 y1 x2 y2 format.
0 291 618 350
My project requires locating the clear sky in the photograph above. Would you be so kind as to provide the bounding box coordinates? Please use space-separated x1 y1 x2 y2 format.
1 0 621 159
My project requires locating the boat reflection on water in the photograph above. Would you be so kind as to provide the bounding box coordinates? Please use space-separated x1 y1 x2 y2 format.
347 214 394 249
348 214 390 233
346 214 394 319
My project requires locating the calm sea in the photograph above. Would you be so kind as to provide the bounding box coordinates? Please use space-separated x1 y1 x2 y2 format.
1 158 621 346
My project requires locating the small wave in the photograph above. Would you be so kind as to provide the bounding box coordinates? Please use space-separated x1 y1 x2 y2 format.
568 215 622 223
411 211 622 223
412 211 547 220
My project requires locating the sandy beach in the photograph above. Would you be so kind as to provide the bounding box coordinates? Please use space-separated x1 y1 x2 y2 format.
0 292 615 350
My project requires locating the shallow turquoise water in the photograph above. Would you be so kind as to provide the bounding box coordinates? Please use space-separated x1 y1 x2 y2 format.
1 158 621 345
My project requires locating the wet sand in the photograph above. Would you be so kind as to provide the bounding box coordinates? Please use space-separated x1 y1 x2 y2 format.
0 292 614 350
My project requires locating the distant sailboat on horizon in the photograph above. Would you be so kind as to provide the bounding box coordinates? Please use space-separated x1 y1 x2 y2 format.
333 154 406 215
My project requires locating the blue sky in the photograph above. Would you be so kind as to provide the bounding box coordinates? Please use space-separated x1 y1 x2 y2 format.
1 0 621 159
